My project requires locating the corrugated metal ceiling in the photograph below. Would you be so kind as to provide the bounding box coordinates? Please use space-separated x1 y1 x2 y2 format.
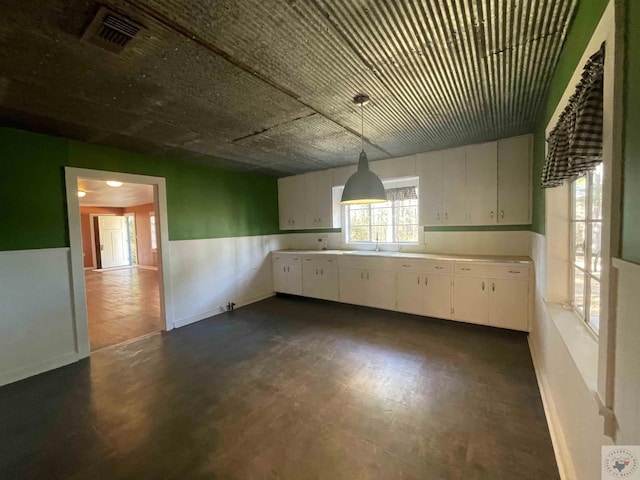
0 0 577 175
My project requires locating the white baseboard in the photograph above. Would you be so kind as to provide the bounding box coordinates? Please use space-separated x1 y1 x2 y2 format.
172 292 275 329
528 335 575 480
0 352 80 387
136 264 158 271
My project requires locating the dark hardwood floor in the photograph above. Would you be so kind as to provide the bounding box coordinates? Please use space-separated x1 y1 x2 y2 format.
0 296 559 480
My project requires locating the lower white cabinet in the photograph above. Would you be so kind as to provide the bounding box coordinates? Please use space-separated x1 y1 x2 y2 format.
272 254 302 295
272 252 531 332
302 255 339 301
452 267 530 331
396 272 452 319
339 268 395 311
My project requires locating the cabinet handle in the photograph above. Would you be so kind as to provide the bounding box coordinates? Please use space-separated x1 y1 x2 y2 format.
361 272 363 279
315 268 318 275
490 211 494 219
367 272 370 280
425 276 428 286
288 266 290 272
482 281 485 291
320 269 323 275
403 264 411 268
434 266 444 270
461 267 471 271
492 282 495 292
508 270 521 274
501 210 504 218
417 276 420 285
444 212 448 221
283 266 286 272
437 212 441 220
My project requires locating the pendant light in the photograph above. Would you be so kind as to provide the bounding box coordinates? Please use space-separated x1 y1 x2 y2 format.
340 94 386 204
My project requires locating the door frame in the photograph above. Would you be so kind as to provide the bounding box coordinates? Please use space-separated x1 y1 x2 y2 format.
88 213 116 269
65 167 175 358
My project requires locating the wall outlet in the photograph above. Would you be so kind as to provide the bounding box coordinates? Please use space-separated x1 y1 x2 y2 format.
317 236 328 250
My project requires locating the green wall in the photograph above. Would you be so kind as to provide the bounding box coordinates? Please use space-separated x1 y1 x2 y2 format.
0 128 280 251
622 1 640 263
531 0 610 234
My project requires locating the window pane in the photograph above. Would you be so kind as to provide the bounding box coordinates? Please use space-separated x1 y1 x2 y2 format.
349 207 370 226
573 176 587 220
589 222 602 277
573 222 586 268
372 225 391 243
589 278 600 334
395 225 418 243
591 164 603 220
349 226 370 242
573 267 585 315
371 207 391 226
394 205 418 226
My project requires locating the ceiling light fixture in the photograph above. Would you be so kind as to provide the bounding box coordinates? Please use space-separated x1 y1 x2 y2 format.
341 94 386 204
106 180 123 187
77 190 87 198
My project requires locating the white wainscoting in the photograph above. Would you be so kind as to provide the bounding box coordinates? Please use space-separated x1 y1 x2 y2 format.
169 234 288 328
612 258 640 444
0 248 78 386
528 232 611 480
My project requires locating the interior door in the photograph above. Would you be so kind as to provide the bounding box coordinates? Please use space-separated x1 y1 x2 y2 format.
98 216 130 268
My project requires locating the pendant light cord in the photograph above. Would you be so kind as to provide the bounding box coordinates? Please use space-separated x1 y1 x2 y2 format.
360 101 364 152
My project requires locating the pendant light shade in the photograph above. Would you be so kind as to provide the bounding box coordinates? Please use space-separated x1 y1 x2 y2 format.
341 94 387 205
340 151 386 204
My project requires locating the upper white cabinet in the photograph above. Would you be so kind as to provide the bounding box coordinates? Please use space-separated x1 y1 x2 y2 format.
442 147 467 225
369 154 416 179
417 151 443 226
278 176 305 230
417 135 531 226
304 170 333 228
497 134 532 225
466 142 498 225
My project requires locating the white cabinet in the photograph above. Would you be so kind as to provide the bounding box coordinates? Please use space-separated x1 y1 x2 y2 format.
272 254 302 295
339 268 395 311
452 276 489 325
452 263 530 331
466 142 497 225
370 155 416 179
498 134 532 225
489 278 529 330
338 268 365 306
278 176 305 230
417 151 444 226
397 271 425 315
302 255 339 301
423 274 452 319
442 147 467 225
304 170 333 228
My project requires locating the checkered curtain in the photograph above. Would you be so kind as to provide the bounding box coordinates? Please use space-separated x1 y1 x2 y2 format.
385 186 417 202
541 43 605 188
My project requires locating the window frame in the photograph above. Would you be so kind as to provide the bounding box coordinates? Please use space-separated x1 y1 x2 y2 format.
149 212 157 251
342 177 420 246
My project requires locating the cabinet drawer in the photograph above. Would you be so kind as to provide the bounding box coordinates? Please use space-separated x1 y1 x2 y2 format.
453 262 529 278
302 255 338 266
272 253 302 264
394 259 452 274
338 255 395 271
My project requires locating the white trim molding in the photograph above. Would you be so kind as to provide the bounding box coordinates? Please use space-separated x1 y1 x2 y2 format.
65 167 175 359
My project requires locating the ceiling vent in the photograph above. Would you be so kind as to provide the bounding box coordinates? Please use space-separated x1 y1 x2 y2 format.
81 6 144 53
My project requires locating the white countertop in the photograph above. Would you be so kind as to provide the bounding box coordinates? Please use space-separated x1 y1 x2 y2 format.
273 249 531 264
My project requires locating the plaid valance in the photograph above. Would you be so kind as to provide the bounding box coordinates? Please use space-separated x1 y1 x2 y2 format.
541 43 605 188
385 186 417 202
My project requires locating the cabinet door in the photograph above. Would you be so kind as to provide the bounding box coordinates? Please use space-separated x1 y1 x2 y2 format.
339 268 364 306
423 274 452 319
489 278 529 331
317 266 339 302
396 271 424 315
273 262 288 292
370 154 416 180
365 270 396 311
498 135 531 224
466 142 497 225
416 151 443 226
290 177 306 229
277 177 295 230
452 276 489 325
304 170 333 228
302 263 321 299
287 264 303 296
442 147 467 225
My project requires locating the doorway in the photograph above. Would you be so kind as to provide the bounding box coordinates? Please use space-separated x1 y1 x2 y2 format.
65 168 174 358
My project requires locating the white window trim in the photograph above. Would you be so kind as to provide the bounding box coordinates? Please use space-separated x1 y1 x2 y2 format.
543 1 622 439
149 211 157 251
338 176 420 247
